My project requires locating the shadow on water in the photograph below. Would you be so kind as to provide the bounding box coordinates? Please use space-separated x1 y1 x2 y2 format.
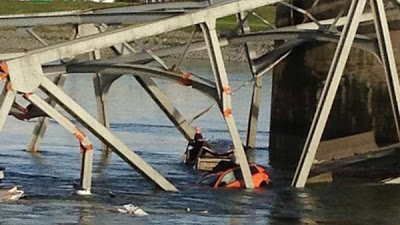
0 60 400 224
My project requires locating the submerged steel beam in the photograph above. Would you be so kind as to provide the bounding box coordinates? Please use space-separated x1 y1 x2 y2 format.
201 20 254 189
27 74 67 152
292 0 368 188
25 93 94 193
371 0 400 141
0 82 16 131
238 12 263 152
40 77 178 192
92 71 111 153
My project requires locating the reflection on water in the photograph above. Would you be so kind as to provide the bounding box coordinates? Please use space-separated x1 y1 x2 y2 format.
0 60 399 224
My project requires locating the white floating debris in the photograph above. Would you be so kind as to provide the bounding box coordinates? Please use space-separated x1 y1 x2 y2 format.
383 177 400 184
117 204 148 216
0 186 24 202
76 189 92 196
0 167 4 180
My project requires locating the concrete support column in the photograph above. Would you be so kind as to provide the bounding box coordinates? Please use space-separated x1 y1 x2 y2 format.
25 93 93 193
201 20 254 189
292 0 368 188
370 0 400 141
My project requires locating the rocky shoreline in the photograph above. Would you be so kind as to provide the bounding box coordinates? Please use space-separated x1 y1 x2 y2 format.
0 26 273 62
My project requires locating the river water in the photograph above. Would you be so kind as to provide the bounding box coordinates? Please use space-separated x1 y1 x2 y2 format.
0 60 399 224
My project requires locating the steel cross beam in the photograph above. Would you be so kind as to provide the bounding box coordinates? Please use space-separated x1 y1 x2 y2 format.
39 77 178 192
291 0 368 188
0 0 238 28
201 20 254 189
40 30 376 74
92 1 210 13
63 63 219 102
0 11 183 27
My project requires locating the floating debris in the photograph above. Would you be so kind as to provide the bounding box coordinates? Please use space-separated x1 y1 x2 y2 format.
112 204 148 216
0 167 4 180
0 186 24 202
383 177 400 184
109 191 116 198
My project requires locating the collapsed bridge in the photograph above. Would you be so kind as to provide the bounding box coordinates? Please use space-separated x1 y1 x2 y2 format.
0 0 399 192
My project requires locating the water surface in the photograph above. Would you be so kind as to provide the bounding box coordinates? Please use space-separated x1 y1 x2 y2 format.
0 60 399 224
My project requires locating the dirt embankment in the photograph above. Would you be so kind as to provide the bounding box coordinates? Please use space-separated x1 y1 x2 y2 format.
0 25 273 62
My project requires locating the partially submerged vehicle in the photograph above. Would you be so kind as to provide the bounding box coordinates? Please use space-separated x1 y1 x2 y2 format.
184 139 236 171
199 164 270 188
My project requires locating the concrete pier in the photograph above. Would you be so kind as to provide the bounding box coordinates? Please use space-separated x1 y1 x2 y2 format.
271 0 400 169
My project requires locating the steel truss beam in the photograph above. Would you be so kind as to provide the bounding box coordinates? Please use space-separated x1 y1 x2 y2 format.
108 34 197 142
39 77 178 192
237 12 260 155
93 1 210 14
6 0 285 91
25 93 94 193
40 29 378 79
60 63 218 102
201 20 254 189
25 27 69 152
0 11 182 27
27 74 67 152
0 81 16 131
292 0 368 188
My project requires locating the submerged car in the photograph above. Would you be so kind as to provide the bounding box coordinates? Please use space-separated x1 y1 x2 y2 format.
184 139 236 171
199 164 270 188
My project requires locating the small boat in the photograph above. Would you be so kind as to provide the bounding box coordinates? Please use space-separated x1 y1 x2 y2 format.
184 139 236 171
